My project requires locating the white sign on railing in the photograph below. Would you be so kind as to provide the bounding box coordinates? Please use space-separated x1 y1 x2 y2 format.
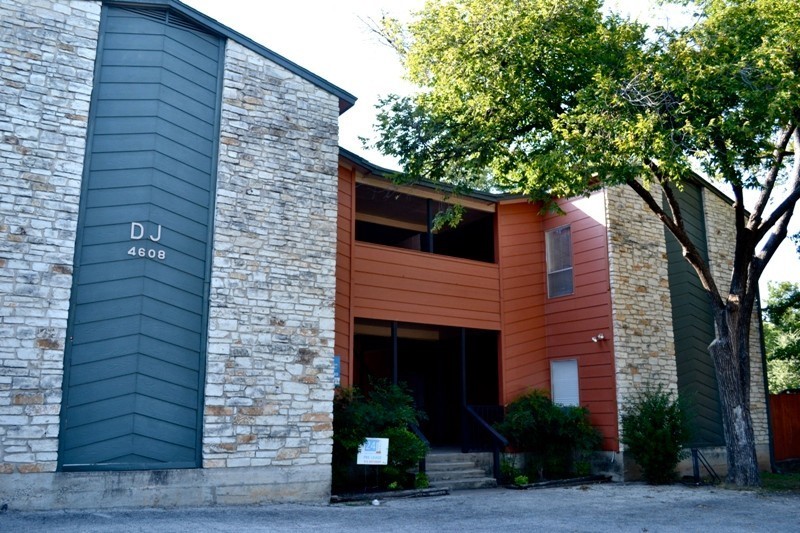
356 437 389 465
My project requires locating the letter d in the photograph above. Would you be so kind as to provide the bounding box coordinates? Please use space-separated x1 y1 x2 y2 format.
130 222 144 240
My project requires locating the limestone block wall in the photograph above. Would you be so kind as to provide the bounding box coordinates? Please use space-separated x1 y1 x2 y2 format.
604 183 679 478
606 184 679 404
204 40 340 472
606 181 771 478
702 190 770 447
0 0 101 474
1 0 343 509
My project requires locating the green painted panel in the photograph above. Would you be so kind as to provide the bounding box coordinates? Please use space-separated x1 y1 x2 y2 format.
59 5 223 471
664 182 725 446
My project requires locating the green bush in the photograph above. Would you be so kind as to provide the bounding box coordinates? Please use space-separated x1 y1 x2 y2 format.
495 390 601 480
514 474 530 486
621 385 691 484
332 380 428 492
500 456 523 485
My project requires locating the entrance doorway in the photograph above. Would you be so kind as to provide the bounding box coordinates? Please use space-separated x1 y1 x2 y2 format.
353 319 499 447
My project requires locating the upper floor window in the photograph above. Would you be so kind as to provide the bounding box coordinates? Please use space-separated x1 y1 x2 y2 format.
545 225 573 298
355 183 495 263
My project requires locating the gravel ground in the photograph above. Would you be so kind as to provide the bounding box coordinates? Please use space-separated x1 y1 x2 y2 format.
2 482 798 532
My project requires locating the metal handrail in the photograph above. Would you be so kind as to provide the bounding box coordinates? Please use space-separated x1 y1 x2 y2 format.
691 448 721 484
464 405 508 480
409 423 430 474
465 405 508 447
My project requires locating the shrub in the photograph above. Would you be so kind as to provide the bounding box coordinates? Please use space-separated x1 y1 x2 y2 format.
621 385 691 484
379 426 429 487
514 474 529 486
332 380 428 492
500 455 523 485
495 390 601 480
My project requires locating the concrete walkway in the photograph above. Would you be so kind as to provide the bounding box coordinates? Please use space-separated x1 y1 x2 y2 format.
2 482 798 532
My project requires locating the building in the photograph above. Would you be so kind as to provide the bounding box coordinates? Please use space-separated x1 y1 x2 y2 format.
335 151 771 479
2 0 352 509
1 0 770 511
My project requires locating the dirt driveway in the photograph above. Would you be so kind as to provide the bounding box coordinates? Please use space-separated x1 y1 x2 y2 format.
2 482 798 532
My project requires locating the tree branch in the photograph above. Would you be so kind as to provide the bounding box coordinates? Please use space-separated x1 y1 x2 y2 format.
626 174 724 310
756 128 800 241
752 130 800 286
749 125 796 228
729 181 753 299
656 166 686 233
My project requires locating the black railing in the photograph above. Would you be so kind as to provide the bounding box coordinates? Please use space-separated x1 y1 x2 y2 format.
462 405 508 480
409 423 430 474
690 448 721 485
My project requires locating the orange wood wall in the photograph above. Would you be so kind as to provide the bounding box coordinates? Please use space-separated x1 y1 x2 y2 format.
351 243 501 329
497 201 547 403
335 158 618 449
334 164 354 385
543 193 618 450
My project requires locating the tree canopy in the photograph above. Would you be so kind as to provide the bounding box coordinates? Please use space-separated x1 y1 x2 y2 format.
373 0 800 486
763 281 800 392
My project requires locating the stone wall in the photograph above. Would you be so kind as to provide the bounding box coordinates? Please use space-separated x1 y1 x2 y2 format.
604 183 679 479
203 40 339 478
606 181 772 478
606 184 679 402
702 189 770 450
0 1 342 509
0 0 101 475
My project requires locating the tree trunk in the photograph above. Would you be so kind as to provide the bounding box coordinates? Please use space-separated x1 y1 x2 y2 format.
708 314 761 486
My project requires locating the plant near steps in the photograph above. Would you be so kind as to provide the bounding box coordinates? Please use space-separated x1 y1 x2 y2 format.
495 390 601 480
513 474 529 487
332 380 428 492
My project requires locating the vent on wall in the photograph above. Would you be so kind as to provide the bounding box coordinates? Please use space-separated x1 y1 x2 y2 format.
551 359 580 407
120 6 214 35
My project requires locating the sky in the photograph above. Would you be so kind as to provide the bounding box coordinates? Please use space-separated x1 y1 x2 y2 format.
182 0 798 295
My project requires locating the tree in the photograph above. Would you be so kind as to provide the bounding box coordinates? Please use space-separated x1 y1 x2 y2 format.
763 281 800 393
373 0 800 486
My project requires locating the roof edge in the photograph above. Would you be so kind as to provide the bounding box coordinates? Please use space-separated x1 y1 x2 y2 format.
103 0 357 114
338 147 501 203
338 149 739 210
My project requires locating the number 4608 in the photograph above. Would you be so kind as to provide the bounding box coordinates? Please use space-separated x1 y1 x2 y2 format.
128 246 166 260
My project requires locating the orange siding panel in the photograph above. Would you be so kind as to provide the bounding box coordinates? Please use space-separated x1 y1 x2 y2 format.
542 191 618 450
335 164 354 386
351 243 502 330
497 202 548 403
337 165 619 450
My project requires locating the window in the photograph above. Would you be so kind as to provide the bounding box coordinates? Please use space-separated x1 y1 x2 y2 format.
545 225 573 298
551 359 579 407
354 183 495 262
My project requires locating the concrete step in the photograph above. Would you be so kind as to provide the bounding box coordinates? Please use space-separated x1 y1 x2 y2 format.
426 461 478 472
426 468 489 481
426 451 489 463
428 470 494 487
424 450 497 491
433 477 498 491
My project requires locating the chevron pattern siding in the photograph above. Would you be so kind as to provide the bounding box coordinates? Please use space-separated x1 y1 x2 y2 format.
59 6 223 470
664 182 725 447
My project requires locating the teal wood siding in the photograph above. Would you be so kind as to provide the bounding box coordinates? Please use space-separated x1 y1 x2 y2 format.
664 183 725 446
59 6 224 470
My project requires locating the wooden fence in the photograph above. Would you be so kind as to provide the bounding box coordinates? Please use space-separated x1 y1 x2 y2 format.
770 393 800 461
